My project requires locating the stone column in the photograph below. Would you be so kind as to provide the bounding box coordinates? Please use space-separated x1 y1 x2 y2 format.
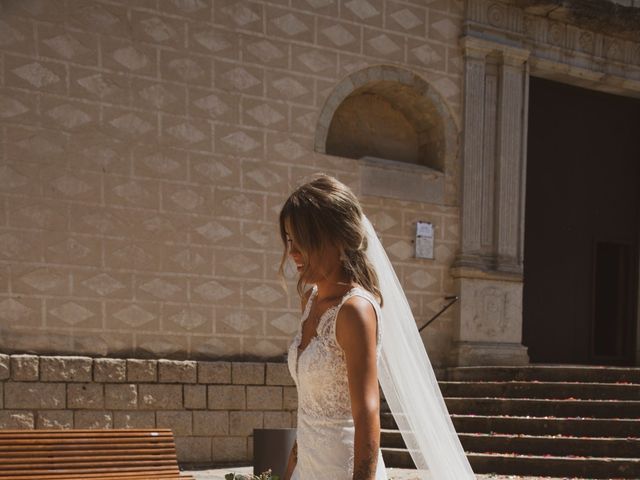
457 38 492 269
450 37 530 366
495 49 530 273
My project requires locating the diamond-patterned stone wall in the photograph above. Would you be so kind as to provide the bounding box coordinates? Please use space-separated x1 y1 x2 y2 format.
0 0 463 366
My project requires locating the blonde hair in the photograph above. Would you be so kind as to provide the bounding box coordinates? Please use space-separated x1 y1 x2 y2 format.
278 174 383 306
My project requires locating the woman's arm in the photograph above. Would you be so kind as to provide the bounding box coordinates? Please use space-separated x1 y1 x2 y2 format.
336 297 381 480
283 439 297 480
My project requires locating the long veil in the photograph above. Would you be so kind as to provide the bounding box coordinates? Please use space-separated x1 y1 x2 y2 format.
363 215 475 479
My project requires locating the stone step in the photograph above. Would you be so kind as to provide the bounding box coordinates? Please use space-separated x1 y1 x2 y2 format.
381 430 640 458
381 449 640 478
443 396 640 418
446 365 640 383
439 380 640 400
380 366 640 478
380 413 640 437
453 414 640 437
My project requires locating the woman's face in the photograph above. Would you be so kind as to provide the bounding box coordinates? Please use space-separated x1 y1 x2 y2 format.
284 219 341 283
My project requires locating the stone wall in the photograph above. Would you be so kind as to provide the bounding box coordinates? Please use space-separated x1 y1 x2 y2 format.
0 353 297 465
0 0 464 368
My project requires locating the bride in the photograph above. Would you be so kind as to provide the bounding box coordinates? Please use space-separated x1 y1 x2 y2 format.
279 174 475 480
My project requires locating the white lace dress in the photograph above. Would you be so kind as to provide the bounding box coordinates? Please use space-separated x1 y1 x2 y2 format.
287 285 388 480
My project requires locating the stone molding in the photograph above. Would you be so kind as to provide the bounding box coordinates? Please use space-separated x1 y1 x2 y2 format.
465 0 640 96
0 353 296 465
314 65 459 158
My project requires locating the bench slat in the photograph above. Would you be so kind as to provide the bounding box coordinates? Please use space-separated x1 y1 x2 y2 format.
0 448 176 457
0 473 194 480
0 455 178 465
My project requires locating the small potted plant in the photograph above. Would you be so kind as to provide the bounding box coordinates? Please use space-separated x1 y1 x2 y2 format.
225 469 279 480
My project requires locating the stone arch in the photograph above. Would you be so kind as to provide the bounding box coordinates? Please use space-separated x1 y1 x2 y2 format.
315 66 458 172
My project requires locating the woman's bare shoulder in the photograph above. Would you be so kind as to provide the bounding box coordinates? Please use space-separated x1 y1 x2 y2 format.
335 295 377 350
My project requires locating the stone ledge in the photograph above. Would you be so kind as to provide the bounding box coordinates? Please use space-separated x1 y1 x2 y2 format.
0 354 295 387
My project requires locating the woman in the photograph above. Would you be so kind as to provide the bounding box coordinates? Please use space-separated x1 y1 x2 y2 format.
280 174 387 480
279 174 475 480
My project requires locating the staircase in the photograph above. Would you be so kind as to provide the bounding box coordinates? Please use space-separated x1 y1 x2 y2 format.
380 365 640 479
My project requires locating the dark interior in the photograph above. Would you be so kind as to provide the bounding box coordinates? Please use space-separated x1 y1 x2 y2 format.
523 77 640 365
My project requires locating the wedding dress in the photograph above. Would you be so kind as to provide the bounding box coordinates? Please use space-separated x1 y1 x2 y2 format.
287 284 388 480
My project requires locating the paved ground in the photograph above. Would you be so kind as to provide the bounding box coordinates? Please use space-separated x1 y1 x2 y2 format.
183 465 573 479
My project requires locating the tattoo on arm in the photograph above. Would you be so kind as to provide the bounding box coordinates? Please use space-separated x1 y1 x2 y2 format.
352 441 377 480
292 441 297 461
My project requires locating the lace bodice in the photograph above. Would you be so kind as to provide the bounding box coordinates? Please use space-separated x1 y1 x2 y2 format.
286 285 387 479
287 285 383 420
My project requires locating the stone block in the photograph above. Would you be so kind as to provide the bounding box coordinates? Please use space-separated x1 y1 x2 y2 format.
263 411 292 429
67 383 104 409
37 410 73 429
212 436 247 462
208 385 245 410
283 386 298 410
127 359 157 382
247 386 283 410
156 410 192 436
40 356 92 382
0 410 34 429
0 354 10 380
176 436 212 463
266 362 294 386
193 410 228 436
229 410 263 436
113 411 156 429
94 358 126 382
232 362 264 385
74 410 113 429
184 385 206 409
198 361 230 384
158 359 197 383
11 355 39 381
139 384 182 410
104 384 137 409
5 382 65 409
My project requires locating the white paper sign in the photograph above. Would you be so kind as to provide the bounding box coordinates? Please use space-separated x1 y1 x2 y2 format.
415 221 434 259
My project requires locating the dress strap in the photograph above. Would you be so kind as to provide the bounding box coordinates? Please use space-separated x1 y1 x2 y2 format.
300 284 317 323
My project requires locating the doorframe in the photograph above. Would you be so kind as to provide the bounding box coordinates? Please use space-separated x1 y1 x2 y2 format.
589 238 639 365
455 0 640 366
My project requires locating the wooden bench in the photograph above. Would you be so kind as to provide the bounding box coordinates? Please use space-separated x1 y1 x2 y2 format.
0 429 195 479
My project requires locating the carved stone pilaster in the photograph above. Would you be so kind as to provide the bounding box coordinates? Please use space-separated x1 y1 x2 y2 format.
452 36 530 366
456 37 529 273
495 48 529 273
457 38 493 269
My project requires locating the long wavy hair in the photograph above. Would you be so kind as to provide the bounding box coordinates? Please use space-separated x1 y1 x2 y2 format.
278 174 383 306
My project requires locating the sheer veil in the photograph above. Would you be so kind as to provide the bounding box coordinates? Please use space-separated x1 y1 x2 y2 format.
363 215 475 479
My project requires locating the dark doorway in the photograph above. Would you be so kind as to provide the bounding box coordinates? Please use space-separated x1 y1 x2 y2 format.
523 77 640 366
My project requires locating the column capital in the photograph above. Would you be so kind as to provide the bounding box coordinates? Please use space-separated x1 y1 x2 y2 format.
460 36 495 59
460 36 530 65
501 46 530 66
